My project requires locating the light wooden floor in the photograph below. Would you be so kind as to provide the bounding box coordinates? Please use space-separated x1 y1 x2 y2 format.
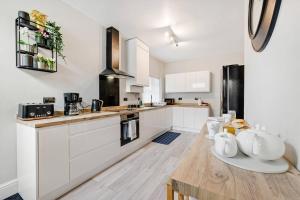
59 131 197 200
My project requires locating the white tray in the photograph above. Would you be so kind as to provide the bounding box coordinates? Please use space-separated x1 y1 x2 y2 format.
211 147 289 173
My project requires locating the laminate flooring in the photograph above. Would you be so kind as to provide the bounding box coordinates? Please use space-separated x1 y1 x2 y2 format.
59 131 197 200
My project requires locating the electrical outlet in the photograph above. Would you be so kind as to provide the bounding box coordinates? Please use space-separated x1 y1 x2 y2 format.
178 97 182 101
43 97 55 104
194 97 198 100
123 97 128 101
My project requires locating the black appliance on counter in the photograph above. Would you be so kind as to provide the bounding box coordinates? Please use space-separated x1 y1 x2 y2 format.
221 65 244 119
91 99 103 113
64 93 80 116
164 98 175 105
120 112 139 146
18 103 54 120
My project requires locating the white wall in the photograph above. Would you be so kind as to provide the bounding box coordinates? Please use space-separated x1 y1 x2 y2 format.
164 52 244 116
0 0 102 189
244 1 300 170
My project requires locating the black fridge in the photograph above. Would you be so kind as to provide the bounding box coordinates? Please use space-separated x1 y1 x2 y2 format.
221 65 244 119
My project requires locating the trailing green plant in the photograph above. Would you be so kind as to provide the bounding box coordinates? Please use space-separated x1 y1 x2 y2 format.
46 21 65 61
18 39 28 45
46 58 55 70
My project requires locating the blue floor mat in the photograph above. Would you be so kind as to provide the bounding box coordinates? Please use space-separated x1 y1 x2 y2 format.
152 131 181 145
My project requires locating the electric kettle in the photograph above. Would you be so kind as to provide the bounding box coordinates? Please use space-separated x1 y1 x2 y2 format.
91 99 103 113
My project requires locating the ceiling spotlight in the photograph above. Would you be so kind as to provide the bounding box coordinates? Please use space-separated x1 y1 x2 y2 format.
165 26 179 47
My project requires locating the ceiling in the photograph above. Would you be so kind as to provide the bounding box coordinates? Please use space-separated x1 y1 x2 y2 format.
62 0 244 63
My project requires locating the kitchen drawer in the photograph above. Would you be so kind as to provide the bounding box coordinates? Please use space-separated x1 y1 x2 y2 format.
70 124 120 158
70 141 120 181
69 116 120 136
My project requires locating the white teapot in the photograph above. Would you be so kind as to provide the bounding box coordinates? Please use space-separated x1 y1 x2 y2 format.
214 132 238 158
236 130 285 160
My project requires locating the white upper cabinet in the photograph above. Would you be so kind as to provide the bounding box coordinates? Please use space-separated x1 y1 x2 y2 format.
126 38 150 90
165 71 211 93
165 73 186 93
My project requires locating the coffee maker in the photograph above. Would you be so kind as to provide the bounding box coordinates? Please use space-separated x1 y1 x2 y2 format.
64 93 80 116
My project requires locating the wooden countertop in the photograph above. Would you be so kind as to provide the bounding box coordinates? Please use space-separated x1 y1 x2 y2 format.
17 104 210 128
169 125 300 200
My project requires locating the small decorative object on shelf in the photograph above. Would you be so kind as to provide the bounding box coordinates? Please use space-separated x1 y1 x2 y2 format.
15 10 64 73
30 10 47 31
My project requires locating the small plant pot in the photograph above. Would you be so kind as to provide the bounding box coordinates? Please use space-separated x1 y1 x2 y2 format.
33 59 38 69
20 54 33 67
46 39 53 49
37 61 45 69
18 11 30 25
36 35 46 46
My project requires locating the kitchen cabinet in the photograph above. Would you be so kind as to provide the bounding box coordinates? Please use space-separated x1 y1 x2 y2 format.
172 107 184 128
165 73 186 93
165 71 211 93
140 108 172 141
126 38 150 92
185 71 211 92
38 125 69 198
172 107 209 133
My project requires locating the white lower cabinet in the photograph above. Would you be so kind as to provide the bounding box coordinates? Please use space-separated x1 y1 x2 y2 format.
140 107 172 141
38 125 69 198
17 107 208 200
172 107 184 128
172 107 209 133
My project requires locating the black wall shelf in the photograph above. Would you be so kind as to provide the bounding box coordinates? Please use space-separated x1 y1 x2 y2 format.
15 16 58 73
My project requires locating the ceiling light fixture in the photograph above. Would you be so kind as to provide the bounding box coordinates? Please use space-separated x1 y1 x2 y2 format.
165 26 179 47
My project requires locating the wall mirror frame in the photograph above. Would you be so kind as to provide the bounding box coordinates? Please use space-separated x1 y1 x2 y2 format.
248 0 282 52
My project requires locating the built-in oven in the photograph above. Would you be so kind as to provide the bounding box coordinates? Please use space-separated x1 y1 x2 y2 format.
120 112 139 146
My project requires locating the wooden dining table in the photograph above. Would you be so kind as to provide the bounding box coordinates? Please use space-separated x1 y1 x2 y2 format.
166 125 300 200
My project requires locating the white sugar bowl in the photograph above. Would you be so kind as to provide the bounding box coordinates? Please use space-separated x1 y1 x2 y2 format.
214 132 238 158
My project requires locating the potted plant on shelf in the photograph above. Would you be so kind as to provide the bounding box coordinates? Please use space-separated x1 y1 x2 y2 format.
36 54 46 69
35 30 50 47
19 27 36 53
46 21 65 61
46 58 55 71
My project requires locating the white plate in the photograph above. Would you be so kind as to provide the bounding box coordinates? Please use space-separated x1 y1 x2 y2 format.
211 147 289 174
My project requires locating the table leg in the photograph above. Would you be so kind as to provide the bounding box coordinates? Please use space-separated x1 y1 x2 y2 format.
166 183 174 200
178 193 184 200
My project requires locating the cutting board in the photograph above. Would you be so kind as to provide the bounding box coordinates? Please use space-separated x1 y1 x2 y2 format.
211 147 289 173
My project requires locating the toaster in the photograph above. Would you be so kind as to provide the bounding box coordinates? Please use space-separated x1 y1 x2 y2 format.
164 98 175 105
18 103 54 120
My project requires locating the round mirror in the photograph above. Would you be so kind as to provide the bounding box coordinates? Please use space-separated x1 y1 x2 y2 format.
250 0 265 36
248 0 281 52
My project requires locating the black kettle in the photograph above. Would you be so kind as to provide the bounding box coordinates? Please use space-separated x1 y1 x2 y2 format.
91 99 103 113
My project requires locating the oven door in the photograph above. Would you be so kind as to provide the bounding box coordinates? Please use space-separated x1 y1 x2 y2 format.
120 117 139 146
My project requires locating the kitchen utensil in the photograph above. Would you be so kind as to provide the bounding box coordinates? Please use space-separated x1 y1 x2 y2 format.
207 120 222 140
91 99 103 113
228 110 236 120
222 113 232 123
214 132 238 157
197 98 202 106
236 129 285 160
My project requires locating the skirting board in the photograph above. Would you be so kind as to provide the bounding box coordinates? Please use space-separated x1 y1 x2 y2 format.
0 179 18 199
